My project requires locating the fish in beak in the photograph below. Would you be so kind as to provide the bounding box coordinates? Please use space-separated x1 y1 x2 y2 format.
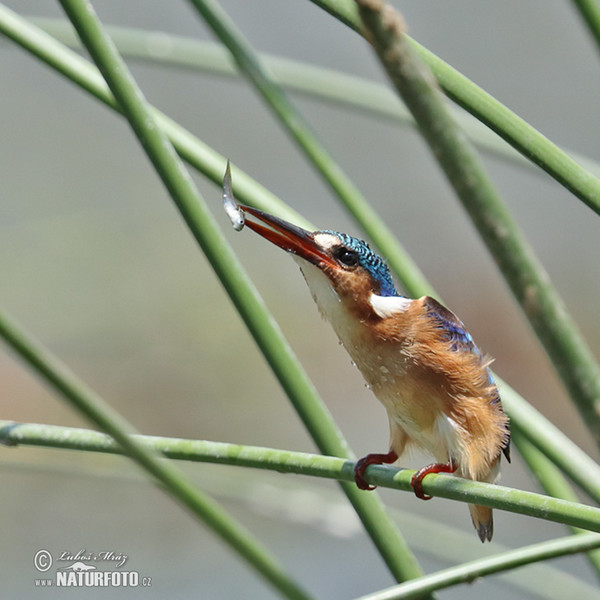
222 161 337 269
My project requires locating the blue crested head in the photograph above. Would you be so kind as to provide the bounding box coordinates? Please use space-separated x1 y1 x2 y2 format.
319 230 398 297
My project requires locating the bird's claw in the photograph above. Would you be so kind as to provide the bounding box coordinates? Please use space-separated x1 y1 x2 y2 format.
410 472 433 500
354 456 377 490
354 450 398 491
410 460 457 501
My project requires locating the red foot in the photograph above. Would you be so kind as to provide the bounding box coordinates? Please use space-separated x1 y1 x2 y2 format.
354 450 398 490
411 460 457 500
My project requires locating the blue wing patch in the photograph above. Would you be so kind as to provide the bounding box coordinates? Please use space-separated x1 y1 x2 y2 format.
424 297 511 462
424 296 477 353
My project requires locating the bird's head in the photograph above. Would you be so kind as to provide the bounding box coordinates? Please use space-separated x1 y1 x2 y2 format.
239 205 401 319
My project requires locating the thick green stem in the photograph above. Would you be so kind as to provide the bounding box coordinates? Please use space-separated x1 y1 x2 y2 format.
355 0 600 447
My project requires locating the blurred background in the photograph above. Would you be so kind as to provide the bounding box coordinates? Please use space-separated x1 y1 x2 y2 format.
1 1 600 598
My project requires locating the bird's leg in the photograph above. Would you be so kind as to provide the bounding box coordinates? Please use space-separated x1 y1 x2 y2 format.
354 450 398 491
411 459 457 500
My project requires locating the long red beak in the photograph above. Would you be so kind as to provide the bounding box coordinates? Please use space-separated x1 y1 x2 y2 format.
238 205 338 269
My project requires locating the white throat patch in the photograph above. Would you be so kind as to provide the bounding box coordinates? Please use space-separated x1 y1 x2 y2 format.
369 294 412 319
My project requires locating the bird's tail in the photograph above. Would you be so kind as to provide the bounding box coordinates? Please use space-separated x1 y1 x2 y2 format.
469 504 493 543
466 457 501 542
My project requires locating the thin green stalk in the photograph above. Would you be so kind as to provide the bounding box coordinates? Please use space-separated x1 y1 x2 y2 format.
0 312 313 600
355 0 600 447
54 0 426 586
188 0 433 298
512 428 594 509
29 19 600 180
499 382 600 505
310 0 600 216
2 6 599 504
2 419 600 535
572 0 600 55
512 428 600 579
353 532 600 600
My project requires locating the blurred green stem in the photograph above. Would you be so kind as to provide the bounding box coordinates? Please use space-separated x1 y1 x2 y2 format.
572 0 600 55
355 0 600 448
2 419 600 534
0 312 313 600
3 454 598 600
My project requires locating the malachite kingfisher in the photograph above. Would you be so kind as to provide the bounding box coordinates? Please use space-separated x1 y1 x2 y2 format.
222 164 510 542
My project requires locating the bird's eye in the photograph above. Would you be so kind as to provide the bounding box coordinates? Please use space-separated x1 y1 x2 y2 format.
334 247 359 267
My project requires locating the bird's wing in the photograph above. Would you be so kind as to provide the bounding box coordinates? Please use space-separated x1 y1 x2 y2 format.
423 296 477 353
423 297 511 461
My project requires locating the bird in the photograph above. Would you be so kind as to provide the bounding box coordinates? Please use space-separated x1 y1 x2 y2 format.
224 188 510 542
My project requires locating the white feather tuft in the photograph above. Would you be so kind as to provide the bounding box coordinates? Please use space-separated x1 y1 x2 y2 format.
369 294 412 319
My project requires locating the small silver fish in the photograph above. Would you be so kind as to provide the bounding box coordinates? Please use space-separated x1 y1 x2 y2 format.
222 161 245 231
